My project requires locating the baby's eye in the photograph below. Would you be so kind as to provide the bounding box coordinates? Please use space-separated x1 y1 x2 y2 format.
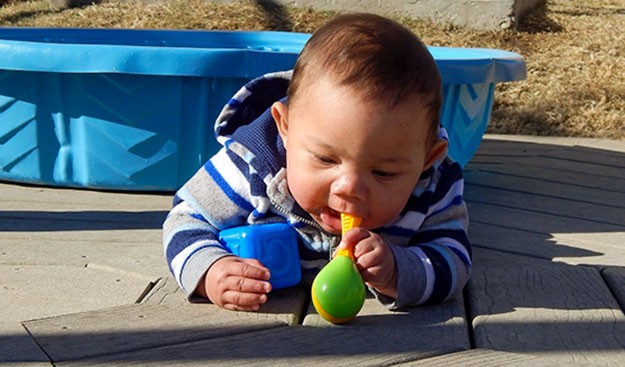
373 170 398 179
313 154 336 165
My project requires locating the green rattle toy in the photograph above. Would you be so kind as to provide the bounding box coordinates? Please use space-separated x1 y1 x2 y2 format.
311 213 366 324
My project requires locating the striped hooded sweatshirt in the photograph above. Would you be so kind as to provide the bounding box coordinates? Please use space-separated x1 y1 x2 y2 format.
163 71 472 309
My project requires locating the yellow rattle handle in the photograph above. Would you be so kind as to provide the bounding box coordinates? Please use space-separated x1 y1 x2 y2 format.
335 213 362 259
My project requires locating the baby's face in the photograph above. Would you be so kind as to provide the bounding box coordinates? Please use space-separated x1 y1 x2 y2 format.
273 76 441 234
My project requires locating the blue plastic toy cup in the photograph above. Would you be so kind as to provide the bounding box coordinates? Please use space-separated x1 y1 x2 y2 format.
218 222 302 289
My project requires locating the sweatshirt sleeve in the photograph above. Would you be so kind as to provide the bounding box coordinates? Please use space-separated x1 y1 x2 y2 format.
371 159 472 309
163 148 258 296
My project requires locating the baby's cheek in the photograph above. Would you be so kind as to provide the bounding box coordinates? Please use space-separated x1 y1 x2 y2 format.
370 205 404 229
289 175 327 210
288 183 316 212
371 189 414 226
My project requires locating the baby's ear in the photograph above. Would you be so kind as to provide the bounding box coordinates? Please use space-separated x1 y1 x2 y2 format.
423 138 448 171
271 101 289 145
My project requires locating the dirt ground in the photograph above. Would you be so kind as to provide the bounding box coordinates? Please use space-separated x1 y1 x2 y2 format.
1 0 623 140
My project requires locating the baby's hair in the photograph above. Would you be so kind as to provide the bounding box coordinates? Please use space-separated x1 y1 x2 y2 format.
288 13 442 144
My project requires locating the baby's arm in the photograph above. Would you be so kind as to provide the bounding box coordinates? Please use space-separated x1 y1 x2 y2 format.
164 198 271 309
351 161 471 309
388 162 472 309
163 149 269 308
391 204 471 308
355 214 470 310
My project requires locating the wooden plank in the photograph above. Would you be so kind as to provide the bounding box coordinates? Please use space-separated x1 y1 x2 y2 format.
0 181 171 278
0 264 153 322
0 232 168 280
0 322 52 365
303 293 467 330
0 228 161 246
466 248 625 365
51 283 468 366
548 231 625 267
467 202 625 267
23 282 307 363
466 152 625 264
465 170 625 211
57 324 462 367
467 139 625 180
392 349 544 367
486 154 625 180
468 254 625 356
2 184 170 206
0 212 167 232
0 182 172 211
141 277 306 325
472 137 625 171
603 267 625 312
467 201 624 240
476 136 625 155
538 145 625 169
471 246 556 269
465 183 625 228
0 186 168 231
302 294 470 361
469 221 606 263
469 154 625 181
467 163 625 195
157 277 470 360
470 139 556 158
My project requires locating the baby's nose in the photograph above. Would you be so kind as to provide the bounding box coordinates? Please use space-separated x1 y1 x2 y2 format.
330 172 367 201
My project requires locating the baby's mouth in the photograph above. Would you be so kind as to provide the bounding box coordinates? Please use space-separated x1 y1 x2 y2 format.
319 207 342 233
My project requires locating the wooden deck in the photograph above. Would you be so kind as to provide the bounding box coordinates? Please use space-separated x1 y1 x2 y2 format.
2 135 625 366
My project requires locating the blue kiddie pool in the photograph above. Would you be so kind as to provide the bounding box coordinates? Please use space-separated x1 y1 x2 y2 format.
0 28 525 191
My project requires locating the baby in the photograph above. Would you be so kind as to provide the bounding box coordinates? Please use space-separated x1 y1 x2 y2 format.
163 13 471 311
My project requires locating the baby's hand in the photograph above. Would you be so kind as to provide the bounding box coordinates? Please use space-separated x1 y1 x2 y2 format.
339 228 398 299
197 256 272 311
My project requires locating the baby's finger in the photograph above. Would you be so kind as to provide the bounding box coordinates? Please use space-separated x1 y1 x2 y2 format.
354 249 378 269
222 290 268 311
225 274 272 294
224 303 261 312
234 258 271 281
338 227 370 250
359 264 384 283
352 232 387 260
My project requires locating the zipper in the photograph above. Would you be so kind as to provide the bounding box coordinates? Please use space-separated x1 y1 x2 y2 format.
269 198 340 260
270 198 322 229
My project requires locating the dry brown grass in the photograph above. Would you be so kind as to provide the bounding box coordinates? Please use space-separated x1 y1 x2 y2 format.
1 0 623 140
